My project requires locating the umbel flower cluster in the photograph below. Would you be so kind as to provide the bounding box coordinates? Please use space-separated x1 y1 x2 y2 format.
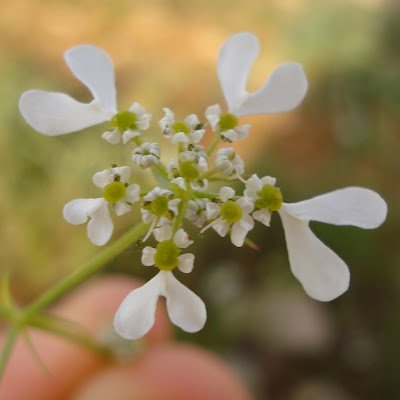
19 32 387 340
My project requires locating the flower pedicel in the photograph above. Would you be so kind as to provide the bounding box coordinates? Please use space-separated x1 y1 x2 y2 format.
19 32 387 340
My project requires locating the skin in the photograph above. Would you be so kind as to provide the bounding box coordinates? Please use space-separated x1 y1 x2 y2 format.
0 276 251 400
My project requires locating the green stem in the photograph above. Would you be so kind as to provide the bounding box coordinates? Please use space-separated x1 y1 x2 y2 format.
193 190 219 200
206 136 221 156
24 222 148 318
0 327 18 379
199 168 219 180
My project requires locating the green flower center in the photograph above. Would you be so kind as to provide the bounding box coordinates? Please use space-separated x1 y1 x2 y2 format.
172 121 190 135
144 196 170 217
154 240 180 270
220 201 243 223
255 184 283 211
218 113 238 131
180 161 199 180
103 181 126 203
111 111 138 132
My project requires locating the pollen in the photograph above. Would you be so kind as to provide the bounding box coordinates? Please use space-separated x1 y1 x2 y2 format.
111 111 138 132
255 184 283 211
220 200 243 223
154 240 180 270
103 181 126 203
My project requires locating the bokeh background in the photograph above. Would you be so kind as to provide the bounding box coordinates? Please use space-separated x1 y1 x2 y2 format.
0 0 399 398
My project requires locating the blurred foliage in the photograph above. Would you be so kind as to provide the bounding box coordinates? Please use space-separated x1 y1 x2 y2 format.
0 0 399 399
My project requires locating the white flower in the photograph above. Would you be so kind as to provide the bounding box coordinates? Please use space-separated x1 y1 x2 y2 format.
159 108 205 144
113 270 206 340
63 166 140 246
205 104 250 142
19 45 151 141
102 102 152 144
186 198 210 228
217 32 308 116
215 147 245 180
132 142 160 168
201 187 254 247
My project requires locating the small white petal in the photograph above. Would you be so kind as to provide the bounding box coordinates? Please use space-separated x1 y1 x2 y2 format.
171 177 186 190
114 201 131 216
172 132 189 143
231 222 249 247
113 273 162 340
220 186 235 202
92 169 113 188
125 184 140 203
142 246 156 266
253 209 272 226
173 228 193 249
154 224 173 242
164 272 206 332
283 187 388 229
279 209 350 302
122 129 140 144
217 32 259 113
236 63 308 116
261 176 277 186
206 202 220 220
239 213 255 231
102 129 121 144
178 253 195 273
113 166 131 183
213 219 230 237
19 90 109 136
185 114 200 127
63 198 104 225
64 45 116 113
87 201 113 246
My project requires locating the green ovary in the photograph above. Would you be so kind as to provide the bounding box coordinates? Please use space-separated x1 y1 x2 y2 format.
154 241 180 270
220 201 242 223
111 111 138 132
180 161 199 180
218 113 238 131
255 184 283 211
103 181 126 203
144 196 169 217
172 121 190 135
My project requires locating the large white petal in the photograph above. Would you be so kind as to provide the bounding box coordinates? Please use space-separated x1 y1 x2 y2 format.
283 187 387 229
217 32 259 113
279 209 350 302
113 273 162 340
164 272 206 332
87 201 113 246
63 198 104 225
19 90 109 136
64 45 117 113
236 63 308 116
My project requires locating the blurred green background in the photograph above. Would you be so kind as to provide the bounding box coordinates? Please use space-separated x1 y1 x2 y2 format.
0 0 399 398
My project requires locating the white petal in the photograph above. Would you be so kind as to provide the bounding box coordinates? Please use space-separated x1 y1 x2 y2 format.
171 177 186 190
87 201 113 246
102 129 121 144
113 166 131 183
172 132 189 143
236 63 308 116
64 45 116 113
283 187 387 229
154 224 173 242
63 198 104 225
142 246 156 266
206 202 220 219
217 32 259 113
253 209 271 226
173 228 193 249
113 273 162 340
19 90 109 136
114 201 131 216
279 209 350 302
125 184 140 203
213 219 230 237
164 272 206 332
178 253 195 273
185 113 200 127
122 129 140 144
92 169 113 188
220 186 235 202
230 222 249 247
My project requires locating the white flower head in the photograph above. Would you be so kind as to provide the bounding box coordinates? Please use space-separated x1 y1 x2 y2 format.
186 198 210 228
215 147 245 180
201 187 254 247
159 108 205 144
132 142 160 168
113 270 206 340
217 32 308 117
63 166 140 246
205 104 250 142
277 187 387 302
18 45 151 141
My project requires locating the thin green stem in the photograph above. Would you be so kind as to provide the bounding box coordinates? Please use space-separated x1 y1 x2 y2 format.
206 136 221 157
24 222 148 318
193 190 219 200
199 168 219 180
0 327 18 379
